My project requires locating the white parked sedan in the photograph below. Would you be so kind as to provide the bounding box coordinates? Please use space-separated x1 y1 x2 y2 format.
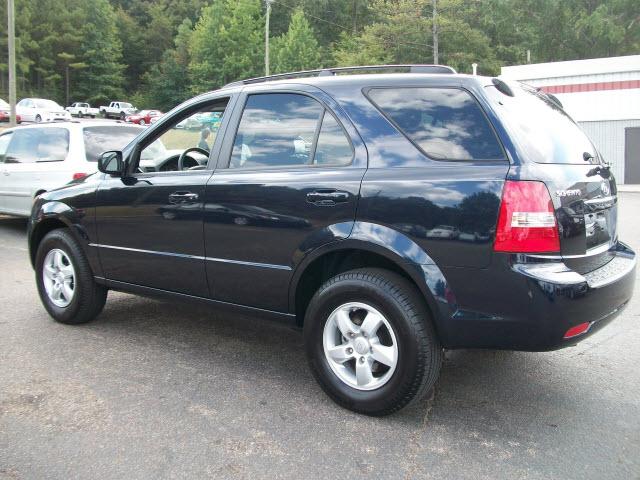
16 98 71 123
0 121 147 216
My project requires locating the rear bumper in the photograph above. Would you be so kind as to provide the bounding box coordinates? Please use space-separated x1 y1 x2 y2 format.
439 242 636 351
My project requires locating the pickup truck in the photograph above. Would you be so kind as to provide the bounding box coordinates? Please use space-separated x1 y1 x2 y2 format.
99 101 136 120
66 102 99 118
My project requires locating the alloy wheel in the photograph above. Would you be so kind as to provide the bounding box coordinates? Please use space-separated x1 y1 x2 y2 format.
42 249 76 308
323 302 398 391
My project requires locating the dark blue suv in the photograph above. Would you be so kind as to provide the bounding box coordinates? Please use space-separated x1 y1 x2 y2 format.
28 65 636 415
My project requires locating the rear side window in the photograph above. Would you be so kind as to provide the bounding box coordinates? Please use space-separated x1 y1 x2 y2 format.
230 94 322 168
314 112 353 166
5 128 69 163
83 126 141 162
229 93 353 169
367 87 505 161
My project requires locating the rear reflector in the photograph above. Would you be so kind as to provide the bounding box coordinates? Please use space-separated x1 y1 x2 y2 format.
72 172 88 180
564 322 591 339
494 180 560 253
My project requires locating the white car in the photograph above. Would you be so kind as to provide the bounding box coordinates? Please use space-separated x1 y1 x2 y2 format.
0 121 146 216
16 98 71 123
426 225 460 239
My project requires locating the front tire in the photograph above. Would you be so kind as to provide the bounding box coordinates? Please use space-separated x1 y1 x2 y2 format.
304 268 442 416
35 114 42 123
35 229 107 324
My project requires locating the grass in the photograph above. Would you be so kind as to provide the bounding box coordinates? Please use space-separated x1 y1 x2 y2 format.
161 128 218 150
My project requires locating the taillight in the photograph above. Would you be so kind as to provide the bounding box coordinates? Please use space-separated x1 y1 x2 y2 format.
72 172 88 180
494 180 560 253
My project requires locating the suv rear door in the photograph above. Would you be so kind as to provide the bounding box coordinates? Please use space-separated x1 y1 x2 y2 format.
485 82 619 273
203 86 367 312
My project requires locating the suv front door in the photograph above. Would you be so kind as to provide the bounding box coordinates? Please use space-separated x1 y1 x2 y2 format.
203 87 367 312
94 96 234 296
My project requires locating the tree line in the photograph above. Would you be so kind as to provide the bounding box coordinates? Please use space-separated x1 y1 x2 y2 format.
1 0 638 111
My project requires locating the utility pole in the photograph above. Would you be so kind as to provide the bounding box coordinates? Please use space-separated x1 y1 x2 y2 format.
7 0 17 126
265 0 274 76
432 0 439 65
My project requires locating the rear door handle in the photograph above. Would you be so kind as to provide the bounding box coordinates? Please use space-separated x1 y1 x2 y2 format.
168 192 199 204
306 190 350 206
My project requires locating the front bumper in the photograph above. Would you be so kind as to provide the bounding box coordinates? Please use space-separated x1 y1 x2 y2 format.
439 242 636 351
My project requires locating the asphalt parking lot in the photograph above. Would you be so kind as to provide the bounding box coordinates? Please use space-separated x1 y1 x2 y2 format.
1 194 639 480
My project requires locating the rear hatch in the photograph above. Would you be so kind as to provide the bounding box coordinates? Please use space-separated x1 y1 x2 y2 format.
486 81 618 273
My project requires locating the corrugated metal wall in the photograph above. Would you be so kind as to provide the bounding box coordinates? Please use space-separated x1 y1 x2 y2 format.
579 119 640 183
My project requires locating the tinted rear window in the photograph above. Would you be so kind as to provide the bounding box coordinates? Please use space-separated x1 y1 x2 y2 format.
83 126 141 162
485 83 597 164
367 87 505 161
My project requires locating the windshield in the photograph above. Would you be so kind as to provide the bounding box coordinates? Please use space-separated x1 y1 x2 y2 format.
485 82 598 164
83 125 151 162
35 99 62 110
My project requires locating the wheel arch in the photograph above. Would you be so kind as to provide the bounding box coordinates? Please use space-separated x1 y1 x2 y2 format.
289 222 456 337
28 201 93 271
29 216 71 267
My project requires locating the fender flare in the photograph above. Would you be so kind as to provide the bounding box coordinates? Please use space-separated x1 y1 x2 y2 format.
288 221 456 332
28 200 98 274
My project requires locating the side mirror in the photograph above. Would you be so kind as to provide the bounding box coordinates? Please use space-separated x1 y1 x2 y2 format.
98 150 124 175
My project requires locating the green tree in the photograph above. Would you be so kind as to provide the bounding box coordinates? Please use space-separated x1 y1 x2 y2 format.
74 0 125 104
115 7 148 93
189 0 264 91
272 9 322 73
333 0 499 74
0 0 36 98
138 19 195 111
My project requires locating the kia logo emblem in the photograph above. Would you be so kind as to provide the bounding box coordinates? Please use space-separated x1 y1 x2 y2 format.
601 181 610 196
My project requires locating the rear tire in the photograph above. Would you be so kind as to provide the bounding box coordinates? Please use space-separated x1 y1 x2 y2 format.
35 229 107 325
35 114 42 123
304 268 442 416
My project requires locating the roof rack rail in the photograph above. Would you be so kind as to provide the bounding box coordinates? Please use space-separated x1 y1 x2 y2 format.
223 64 457 88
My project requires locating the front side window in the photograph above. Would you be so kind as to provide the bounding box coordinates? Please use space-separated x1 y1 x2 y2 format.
5 128 69 163
37 128 70 161
367 87 505 161
138 99 229 172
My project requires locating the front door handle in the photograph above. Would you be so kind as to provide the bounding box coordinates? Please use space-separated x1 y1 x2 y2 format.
168 192 199 204
306 189 350 206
